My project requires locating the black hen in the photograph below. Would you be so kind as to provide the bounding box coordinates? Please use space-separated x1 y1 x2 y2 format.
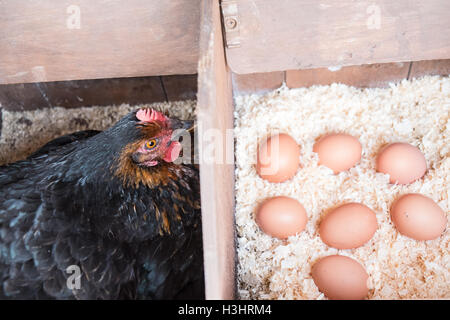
0 108 204 299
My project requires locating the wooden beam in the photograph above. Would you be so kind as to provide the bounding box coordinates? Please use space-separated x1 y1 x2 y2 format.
0 0 200 84
197 0 236 299
232 71 285 95
286 62 410 88
409 59 450 79
225 0 450 74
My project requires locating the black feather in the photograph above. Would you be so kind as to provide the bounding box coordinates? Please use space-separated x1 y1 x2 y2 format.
0 112 204 299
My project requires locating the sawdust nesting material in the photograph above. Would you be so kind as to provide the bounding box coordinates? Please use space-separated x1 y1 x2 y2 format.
0 100 196 165
234 76 449 300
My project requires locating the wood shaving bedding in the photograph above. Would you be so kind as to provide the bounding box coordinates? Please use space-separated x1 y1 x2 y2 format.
234 76 449 299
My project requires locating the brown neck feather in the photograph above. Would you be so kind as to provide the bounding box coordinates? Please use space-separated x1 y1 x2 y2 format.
112 139 178 188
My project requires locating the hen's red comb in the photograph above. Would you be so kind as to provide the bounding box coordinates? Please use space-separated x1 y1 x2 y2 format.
136 108 167 122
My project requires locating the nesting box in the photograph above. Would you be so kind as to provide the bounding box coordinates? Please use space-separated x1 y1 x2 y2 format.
197 0 449 300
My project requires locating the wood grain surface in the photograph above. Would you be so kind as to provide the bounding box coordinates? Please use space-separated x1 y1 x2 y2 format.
409 59 450 79
197 0 236 300
232 71 285 95
225 0 450 74
286 62 411 88
0 0 200 84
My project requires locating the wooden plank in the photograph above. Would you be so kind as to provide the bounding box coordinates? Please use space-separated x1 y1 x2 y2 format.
161 74 198 101
232 71 284 95
197 0 236 299
409 59 450 79
286 62 410 88
225 0 450 74
0 0 200 84
0 77 166 111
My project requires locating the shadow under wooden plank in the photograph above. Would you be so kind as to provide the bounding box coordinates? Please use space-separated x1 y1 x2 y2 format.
0 76 197 111
160 74 198 101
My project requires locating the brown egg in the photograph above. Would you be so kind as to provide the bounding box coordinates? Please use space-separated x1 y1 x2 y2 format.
312 255 369 300
256 196 307 239
376 143 427 184
256 134 300 183
313 133 362 174
391 193 446 241
319 203 378 249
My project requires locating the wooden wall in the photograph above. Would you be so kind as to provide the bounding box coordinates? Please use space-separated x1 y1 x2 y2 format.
2 0 449 86
225 0 450 74
233 59 450 95
0 0 200 84
197 0 236 300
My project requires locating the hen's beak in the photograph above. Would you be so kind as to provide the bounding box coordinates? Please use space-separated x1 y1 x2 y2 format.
184 121 196 133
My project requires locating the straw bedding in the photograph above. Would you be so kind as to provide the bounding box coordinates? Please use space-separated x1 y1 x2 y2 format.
234 76 449 299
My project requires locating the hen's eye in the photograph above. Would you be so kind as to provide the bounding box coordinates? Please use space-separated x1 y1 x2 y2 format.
144 139 158 150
